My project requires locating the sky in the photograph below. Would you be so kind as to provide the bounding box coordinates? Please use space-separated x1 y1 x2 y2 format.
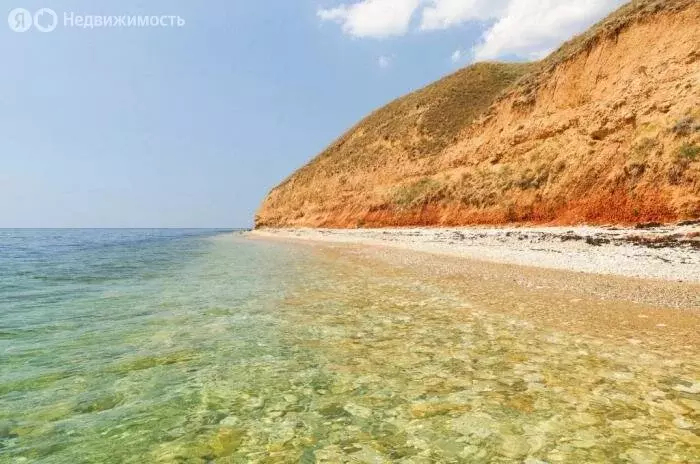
1 0 625 228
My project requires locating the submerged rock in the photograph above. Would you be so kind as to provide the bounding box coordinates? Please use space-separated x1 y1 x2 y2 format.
343 403 372 419
572 412 599 426
673 382 700 394
624 448 659 464
209 427 245 459
72 392 124 414
499 434 530 459
409 401 471 419
672 417 695 430
450 413 497 440
0 422 18 439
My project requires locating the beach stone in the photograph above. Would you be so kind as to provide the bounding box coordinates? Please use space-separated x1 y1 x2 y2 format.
319 403 350 419
409 402 470 419
527 434 548 454
607 371 635 382
315 445 345 462
672 417 695 430
460 444 491 461
268 420 296 443
0 422 18 439
571 438 597 449
533 398 551 411
658 400 689 415
677 431 700 446
646 389 666 399
499 434 530 459
351 445 386 463
572 412 599 426
209 427 244 458
245 396 265 410
523 373 544 383
547 448 566 463
672 382 700 394
219 416 240 427
624 448 659 464
434 439 464 457
679 398 700 413
73 392 123 414
450 413 497 440
344 403 372 419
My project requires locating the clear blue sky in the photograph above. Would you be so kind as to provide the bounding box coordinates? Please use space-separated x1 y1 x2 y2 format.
1 0 623 228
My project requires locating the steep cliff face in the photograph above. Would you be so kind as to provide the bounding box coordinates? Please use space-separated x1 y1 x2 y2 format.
257 0 700 228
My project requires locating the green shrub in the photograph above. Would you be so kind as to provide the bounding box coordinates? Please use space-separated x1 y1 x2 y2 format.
633 137 659 155
678 143 700 161
672 117 698 137
391 178 443 209
515 165 549 190
625 161 646 178
669 143 699 185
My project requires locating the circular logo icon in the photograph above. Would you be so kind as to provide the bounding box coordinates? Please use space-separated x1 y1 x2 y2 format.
8 8 32 32
34 8 57 33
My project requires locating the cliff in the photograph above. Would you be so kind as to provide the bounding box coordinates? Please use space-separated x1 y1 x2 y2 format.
257 0 700 228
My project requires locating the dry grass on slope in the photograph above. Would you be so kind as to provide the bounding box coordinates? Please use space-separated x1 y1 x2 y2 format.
275 62 534 188
502 0 698 105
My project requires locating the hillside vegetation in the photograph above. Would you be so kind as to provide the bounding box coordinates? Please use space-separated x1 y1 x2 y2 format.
257 0 700 228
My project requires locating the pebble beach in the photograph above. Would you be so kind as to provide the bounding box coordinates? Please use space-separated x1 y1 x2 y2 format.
251 224 700 283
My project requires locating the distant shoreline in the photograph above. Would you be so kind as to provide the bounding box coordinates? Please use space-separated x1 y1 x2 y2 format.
249 224 700 283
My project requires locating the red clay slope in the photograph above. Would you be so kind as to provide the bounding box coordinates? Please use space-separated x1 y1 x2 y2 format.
256 0 700 228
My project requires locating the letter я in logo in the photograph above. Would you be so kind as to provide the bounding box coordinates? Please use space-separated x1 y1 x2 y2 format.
8 8 32 32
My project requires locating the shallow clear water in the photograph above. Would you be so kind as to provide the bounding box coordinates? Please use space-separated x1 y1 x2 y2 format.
0 230 698 463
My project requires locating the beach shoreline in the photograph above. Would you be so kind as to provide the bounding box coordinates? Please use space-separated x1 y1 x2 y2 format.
248 224 700 283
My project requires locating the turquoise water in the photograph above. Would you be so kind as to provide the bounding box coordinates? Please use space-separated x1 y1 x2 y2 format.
0 230 300 462
0 230 698 463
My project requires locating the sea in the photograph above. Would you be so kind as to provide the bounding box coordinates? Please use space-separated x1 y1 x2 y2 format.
0 229 697 463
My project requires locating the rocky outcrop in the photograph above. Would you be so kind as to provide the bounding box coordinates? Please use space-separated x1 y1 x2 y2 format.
257 0 700 228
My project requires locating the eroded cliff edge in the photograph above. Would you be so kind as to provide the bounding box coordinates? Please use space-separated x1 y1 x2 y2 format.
257 0 700 228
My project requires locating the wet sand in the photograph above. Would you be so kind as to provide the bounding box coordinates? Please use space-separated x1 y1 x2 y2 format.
248 231 700 353
346 244 700 340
